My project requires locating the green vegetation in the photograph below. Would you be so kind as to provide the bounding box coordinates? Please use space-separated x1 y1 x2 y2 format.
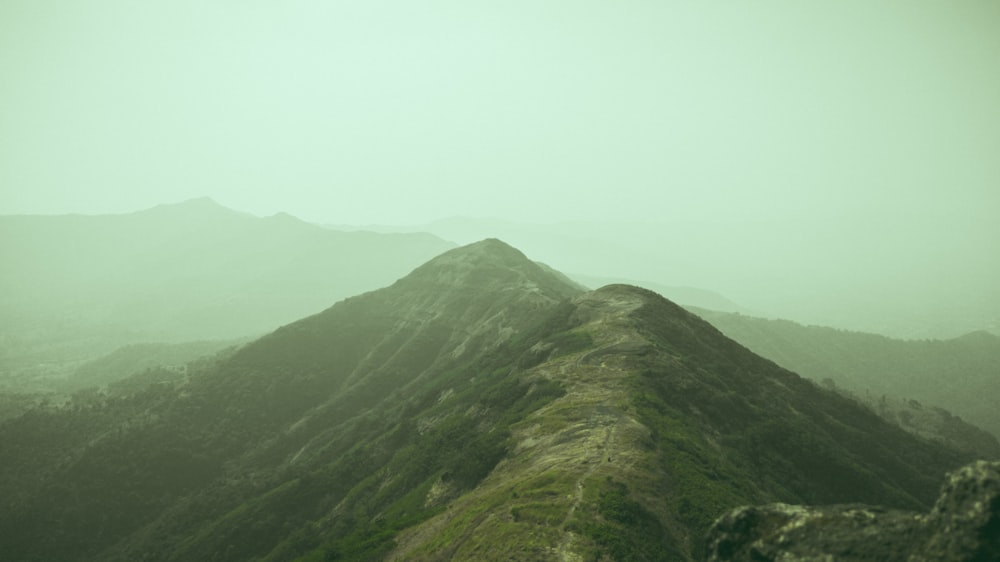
0 242 980 562
634 392 758 529
570 477 684 562
699 309 1000 442
508 470 576 527
0 240 582 561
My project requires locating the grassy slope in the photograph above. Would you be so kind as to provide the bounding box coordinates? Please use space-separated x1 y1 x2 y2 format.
0 243 974 561
389 286 969 561
696 309 1000 441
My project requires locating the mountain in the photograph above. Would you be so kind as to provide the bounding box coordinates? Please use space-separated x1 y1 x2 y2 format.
333 215 1000 340
0 240 974 561
65 339 247 392
694 309 1000 443
571 273 749 313
332 217 751 315
0 198 455 388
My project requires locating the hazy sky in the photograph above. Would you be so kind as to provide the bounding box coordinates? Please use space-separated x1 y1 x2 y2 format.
2 1 998 227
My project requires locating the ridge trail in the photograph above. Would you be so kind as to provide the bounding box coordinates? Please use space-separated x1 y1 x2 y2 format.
558 422 618 533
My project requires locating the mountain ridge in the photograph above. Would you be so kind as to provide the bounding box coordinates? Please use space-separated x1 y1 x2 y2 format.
387 278 972 560
0 239 977 561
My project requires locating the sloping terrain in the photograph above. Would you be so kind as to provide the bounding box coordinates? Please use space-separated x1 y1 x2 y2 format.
570 272 748 313
0 240 581 560
0 198 454 388
695 309 1000 443
389 284 971 560
65 340 246 392
0 240 973 561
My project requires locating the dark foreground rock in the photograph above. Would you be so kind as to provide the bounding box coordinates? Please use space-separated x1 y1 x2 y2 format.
706 460 1000 562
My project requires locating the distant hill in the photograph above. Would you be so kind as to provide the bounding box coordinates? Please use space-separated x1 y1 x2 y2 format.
66 339 246 392
0 198 454 383
694 308 1000 443
332 217 750 313
0 240 972 561
341 215 1000 340
571 273 749 313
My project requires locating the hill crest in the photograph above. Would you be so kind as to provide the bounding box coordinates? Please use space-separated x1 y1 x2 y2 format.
0 240 975 562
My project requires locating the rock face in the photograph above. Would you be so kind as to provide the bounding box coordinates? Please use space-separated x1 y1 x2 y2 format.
705 460 1000 562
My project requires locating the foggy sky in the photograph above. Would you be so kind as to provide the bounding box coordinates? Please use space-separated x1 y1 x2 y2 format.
3 1 997 226
2 2 999 336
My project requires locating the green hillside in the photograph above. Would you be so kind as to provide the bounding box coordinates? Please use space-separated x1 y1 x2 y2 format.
695 309 1000 442
0 241 972 561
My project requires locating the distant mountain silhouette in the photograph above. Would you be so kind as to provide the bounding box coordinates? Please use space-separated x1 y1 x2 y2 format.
0 198 455 385
0 240 973 561
347 215 1000 340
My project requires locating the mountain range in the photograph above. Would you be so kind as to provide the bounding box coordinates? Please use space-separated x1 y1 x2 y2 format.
335 215 1000 340
0 239 984 561
0 198 454 387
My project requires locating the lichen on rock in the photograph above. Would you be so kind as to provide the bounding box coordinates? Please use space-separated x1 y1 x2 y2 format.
705 461 1000 562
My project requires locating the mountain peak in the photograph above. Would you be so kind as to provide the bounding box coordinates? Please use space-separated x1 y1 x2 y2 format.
955 330 998 344
397 238 580 300
138 197 244 219
575 283 694 323
158 196 224 209
179 196 221 207
570 283 657 322
434 237 527 262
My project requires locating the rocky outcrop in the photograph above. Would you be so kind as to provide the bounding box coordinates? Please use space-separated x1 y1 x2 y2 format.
705 460 1000 561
